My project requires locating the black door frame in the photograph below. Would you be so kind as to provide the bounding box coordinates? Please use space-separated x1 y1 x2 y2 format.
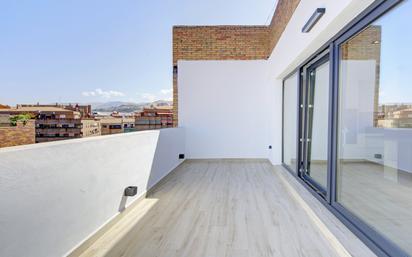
281 0 407 256
299 52 329 197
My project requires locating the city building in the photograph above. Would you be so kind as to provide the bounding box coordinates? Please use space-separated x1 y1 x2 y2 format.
64 104 92 118
1 1 412 257
0 117 36 148
100 117 135 135
81 119 101 137
0 106 82 143
20 103 92 118
135 106 173 131
0 114 9 125
377 107 412 128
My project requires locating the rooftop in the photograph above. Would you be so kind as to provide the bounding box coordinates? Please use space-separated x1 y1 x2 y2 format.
1 0 411 257
74 159 374 257
0 106 75 113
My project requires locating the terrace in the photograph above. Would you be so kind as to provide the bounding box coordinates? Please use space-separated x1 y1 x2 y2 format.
0 131 374 257
1 0 411 257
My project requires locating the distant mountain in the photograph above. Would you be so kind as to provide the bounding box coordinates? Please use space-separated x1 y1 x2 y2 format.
92 101 136 110
92 100 172 113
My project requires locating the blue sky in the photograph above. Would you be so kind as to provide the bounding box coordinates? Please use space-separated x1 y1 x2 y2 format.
0 0 276 105
376 0 412 104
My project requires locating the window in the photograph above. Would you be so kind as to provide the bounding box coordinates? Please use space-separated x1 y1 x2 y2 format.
337 1 412 255
282 72 299 172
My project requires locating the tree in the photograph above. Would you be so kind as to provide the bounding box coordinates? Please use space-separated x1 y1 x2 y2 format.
9 114 33 126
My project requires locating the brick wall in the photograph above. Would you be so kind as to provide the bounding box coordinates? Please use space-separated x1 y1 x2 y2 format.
172 26 269 126
0 120 35 148
172 0 301 126
267 0 301 54
173 26 269 63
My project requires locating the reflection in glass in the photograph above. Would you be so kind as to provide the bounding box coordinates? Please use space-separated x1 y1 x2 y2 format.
283 73 298 172
337 1 412 254
305 61 329 189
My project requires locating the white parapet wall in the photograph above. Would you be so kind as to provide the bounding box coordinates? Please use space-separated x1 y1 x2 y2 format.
0 128 185 257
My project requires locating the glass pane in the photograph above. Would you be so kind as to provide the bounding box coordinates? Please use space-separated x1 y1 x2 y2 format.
306 61 329 189
337 1 412 254
283 72 298 171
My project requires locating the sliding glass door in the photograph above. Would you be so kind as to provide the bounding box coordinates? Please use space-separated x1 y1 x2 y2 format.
282 52 331 197
335 1 412 255
300 55 330 194
282 1 412 256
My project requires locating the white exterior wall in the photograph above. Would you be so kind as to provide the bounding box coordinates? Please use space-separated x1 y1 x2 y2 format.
179 60 271 159
177 0 377 164
282 73 299 166
0 128 185 257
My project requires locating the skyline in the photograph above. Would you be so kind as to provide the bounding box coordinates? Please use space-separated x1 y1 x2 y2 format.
0 0 276 106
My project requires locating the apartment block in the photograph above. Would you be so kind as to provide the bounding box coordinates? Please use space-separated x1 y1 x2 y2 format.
0 115 35 148
81 119 101 137
21 103 92 118
377 108 412 128
0 106 82 143
135 106 173 131
100 117 135 135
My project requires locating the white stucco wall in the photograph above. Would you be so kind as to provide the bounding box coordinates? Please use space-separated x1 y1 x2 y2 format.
179 60 271 159
0 128 185 257
176 0 377 164
282 72 298 166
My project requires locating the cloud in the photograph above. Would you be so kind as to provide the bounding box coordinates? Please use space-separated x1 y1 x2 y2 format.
81 88 125 98
140 93 157 102
137 88 173 102
160 89 172 95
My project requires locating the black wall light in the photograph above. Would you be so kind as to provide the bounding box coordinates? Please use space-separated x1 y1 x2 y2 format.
173 65 178 76
124 186 138 197
302 8 326 33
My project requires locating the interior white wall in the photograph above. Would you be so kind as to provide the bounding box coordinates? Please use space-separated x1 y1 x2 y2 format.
178 60 271 159
339 60 376 160
339 60 412 173
0 128 185 257
311 61 330 161
364 128 412 173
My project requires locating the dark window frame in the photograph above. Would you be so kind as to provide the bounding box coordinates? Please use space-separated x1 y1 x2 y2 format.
281 0 407 256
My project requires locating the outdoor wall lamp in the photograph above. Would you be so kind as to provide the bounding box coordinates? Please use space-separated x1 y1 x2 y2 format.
302 8 326 33
173 65 178 76
124 186 138 197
